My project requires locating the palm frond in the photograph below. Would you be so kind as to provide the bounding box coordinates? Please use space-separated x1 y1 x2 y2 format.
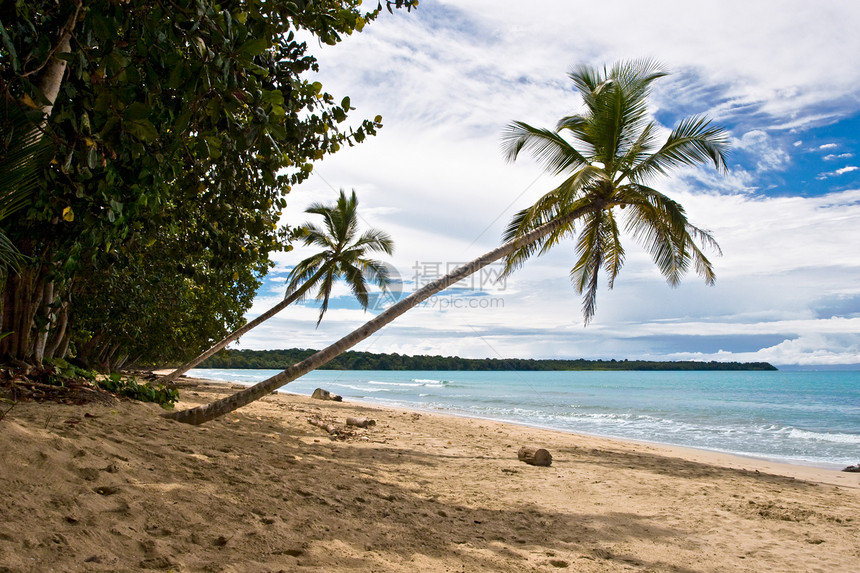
567 59 666 173
341 262 370 309
601 210 624 288
501 171 606 276
350 228 395 255
359 258 393 291
613 121 659 183
301 223 337 251
284 255 326 299
570 211 605 324
626 115 729 183
0 106 52 215
501 121 590 174
621 184 720 287
0 104 54 275
313 270 338 325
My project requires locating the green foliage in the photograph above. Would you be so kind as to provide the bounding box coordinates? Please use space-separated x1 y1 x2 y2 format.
97 372 179 409
199 348 777 371
43 356 96 381
0 0 410 366
0 104 53 276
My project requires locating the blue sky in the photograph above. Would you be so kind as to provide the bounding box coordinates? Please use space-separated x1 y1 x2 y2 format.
237 0 860 367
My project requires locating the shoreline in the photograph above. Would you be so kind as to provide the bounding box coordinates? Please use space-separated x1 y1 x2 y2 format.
194 372 858 484
2 375 858 571
274 387 859 490
350 396 854 474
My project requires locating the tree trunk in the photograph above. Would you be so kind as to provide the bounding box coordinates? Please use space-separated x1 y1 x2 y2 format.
44 299 69 360
0 276 11 357
164 210 585 425
517 446 552 467
76 332 103 369
19 271 43 359
33 1 81 119
159 267 326 384
57 329 71 359
1 266 45 361
33 278 55 365
101 342 121 372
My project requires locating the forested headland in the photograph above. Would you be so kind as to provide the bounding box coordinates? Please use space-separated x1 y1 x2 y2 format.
198 348 777 371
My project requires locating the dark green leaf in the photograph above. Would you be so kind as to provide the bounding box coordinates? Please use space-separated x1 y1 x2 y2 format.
125 119 158 143
238 38 268 57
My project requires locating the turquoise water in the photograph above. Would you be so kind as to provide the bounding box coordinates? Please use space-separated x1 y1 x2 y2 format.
189 369 860 469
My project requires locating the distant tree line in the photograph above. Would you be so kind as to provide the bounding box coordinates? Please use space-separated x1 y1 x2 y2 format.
197 348 777 371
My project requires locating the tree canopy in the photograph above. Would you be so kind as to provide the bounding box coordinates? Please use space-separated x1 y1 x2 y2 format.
0 0 410 368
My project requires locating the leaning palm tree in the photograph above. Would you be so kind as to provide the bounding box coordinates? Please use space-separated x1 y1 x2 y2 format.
166 59 729 425
159 189 395 384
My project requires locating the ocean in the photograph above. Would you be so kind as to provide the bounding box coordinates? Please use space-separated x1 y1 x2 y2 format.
188 368 859 470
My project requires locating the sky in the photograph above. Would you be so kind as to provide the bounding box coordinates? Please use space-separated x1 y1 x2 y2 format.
236 0 860 368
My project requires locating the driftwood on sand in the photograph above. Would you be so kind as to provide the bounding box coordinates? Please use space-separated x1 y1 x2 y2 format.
307 416 375 440
518 446 552 467
346 416 375 428
307 417 341 436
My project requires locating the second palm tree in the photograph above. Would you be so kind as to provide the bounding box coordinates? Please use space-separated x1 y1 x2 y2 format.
159 189 394 384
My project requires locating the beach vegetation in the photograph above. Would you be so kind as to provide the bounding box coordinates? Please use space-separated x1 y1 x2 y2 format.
167 59 731 424
0 0 410 371
96 373 179 409
159 188 395 384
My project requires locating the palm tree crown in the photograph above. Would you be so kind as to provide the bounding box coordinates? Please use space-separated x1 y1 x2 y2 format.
287 188 395 325
158 188 395 384
501 59 729 323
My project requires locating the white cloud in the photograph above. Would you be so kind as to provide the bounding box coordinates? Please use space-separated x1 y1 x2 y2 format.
817 165 860 179
734 130 789 171
819 143 839 150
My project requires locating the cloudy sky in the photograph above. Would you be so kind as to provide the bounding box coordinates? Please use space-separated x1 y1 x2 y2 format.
238 0 860 368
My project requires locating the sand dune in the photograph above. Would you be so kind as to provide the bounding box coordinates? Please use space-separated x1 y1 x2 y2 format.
1 378 857 572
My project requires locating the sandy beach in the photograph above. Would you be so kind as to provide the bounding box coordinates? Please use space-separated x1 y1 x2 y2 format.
1 377 858 572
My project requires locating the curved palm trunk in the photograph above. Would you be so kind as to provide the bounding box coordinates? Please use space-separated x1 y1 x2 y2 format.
159 268 326 384
164 209 585 425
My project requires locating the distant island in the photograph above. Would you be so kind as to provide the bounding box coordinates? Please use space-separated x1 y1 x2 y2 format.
198 348 777 371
